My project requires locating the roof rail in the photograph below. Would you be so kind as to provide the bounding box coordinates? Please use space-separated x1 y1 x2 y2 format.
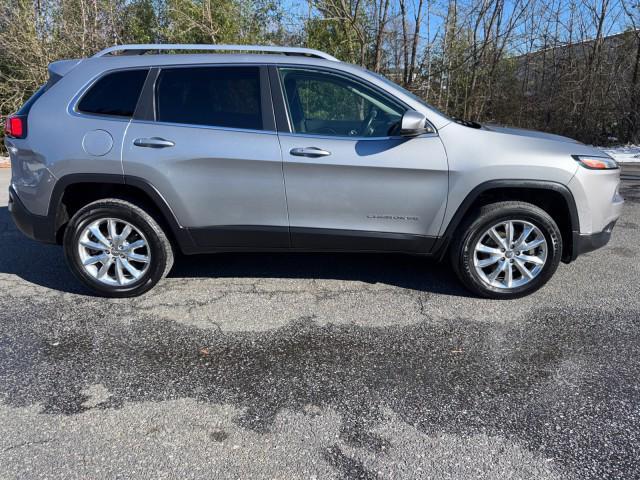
93 44 339 61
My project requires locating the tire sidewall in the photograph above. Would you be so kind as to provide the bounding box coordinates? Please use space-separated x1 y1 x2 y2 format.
459 207 562 298
64 204 168 296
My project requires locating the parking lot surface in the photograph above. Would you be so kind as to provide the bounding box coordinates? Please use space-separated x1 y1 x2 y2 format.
1 167 639 479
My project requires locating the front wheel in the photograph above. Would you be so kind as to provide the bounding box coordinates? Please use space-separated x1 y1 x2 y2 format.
63 198 174 297
451 201 563 299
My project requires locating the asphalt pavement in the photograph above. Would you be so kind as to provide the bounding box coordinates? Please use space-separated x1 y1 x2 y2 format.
0 167 639 479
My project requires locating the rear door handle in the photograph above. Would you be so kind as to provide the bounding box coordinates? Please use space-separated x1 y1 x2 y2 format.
133 137 175 148
289 147 331 158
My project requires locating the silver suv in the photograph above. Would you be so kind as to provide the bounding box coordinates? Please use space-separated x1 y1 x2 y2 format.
5 44 624 298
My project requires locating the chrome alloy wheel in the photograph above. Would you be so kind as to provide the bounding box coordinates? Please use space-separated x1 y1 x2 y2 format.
77 218 151 286
473 220 547 290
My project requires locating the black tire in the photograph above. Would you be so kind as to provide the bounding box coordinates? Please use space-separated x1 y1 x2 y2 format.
450 201 562 299
63 198 174 297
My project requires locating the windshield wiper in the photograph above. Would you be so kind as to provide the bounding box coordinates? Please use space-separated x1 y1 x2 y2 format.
452 117 482 129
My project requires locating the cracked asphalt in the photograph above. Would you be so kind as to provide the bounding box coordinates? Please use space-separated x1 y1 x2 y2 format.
0 167 639 479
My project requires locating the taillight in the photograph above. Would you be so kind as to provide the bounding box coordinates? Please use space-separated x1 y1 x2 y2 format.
4 115 26 139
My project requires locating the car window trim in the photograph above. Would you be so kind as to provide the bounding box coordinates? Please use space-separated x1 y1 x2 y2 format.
133 67 160 121
126 118 278 136
269 65 415 138
141 64 275 132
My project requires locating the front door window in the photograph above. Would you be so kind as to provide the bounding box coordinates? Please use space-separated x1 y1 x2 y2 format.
279 68 405 138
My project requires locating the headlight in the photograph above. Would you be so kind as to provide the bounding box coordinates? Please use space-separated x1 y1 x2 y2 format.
572 154 619 170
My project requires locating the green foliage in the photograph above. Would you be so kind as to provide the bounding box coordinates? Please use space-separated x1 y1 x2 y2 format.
305 17 362 65
122 0 160 44
158 0 284 44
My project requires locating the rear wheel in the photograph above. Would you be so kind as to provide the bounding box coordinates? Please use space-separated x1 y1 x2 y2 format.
63 198 173 297
451 201 562 299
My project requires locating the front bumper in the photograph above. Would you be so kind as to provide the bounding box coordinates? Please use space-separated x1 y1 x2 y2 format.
570 221 616 261
8 186 57 243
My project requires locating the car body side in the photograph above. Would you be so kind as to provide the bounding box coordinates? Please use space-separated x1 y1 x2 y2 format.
5 53 623 261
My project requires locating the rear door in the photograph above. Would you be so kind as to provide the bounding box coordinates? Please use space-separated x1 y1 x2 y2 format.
122 65 289 249
272 66 449 252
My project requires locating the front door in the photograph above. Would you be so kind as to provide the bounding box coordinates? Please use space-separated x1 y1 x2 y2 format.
123 65 289 249
274 66 449 252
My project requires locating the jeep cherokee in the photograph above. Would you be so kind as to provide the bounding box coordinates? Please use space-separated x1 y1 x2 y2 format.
4 44 624 298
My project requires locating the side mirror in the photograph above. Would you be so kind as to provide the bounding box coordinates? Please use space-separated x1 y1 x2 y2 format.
400 110 432 137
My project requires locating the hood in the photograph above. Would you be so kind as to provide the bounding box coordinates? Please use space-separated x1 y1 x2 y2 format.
482 124 581 145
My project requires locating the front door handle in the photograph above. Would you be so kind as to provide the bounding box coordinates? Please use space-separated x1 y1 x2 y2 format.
289 147 331 158
133 137 175 148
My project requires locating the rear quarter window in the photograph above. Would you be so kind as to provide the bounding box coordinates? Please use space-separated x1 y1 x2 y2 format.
77 69 148 117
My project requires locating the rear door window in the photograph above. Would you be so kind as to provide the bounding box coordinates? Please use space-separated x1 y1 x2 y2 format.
154 66 263 130
77 69 148 117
